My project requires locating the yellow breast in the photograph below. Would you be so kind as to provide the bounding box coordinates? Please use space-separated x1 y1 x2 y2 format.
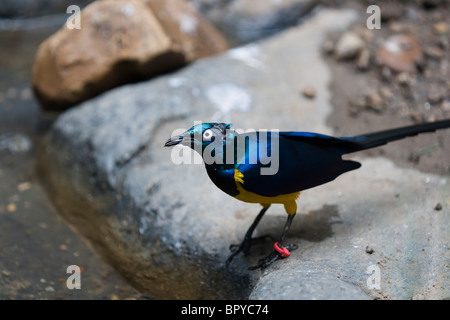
233 169 300 215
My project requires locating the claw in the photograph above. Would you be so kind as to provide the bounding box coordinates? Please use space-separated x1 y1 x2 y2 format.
248 243 298 270
226 235 273 267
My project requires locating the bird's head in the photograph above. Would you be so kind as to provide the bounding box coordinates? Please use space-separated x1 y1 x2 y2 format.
164 123 232 152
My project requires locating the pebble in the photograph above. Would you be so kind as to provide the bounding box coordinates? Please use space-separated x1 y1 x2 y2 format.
376 34 423 73
388 22 404 33
433 22 448 35
434 202 442 211
2 270 11 277
424 46 444 59
379 87 394 100
302 86 316 99
349 92 384 115
356 49 371 70
396 72 412 86
367 92 384 113
365 246 374 255
45 286 55 292
17 181 31 192
334 31 364 60
6 203 16 212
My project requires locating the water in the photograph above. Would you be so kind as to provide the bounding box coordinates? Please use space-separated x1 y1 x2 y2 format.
0 20 141 299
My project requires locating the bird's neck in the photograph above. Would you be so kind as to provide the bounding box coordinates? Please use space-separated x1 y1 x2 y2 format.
204 162 239 197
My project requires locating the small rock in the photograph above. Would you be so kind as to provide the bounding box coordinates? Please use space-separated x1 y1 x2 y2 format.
17 181 31 192
350 92 384 114
6 203 16 212
434 203 442 211
380 66 393 80
376 34 423 73
379 87 394 100
396 72 412 86
45 286 55 292
433 22 448 35
2 270 11 277
302 86 316 99
356 48 371 70
388 22 404 33
31 0 229 110
424 46 445 59
334 31 364 60
410 112 426 123
365 246 374 255
366 92 384 113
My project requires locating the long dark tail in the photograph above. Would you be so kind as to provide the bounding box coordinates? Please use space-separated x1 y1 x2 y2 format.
340 119 450 154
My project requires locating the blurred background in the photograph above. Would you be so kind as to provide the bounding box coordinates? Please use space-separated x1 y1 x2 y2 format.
0 0 448 300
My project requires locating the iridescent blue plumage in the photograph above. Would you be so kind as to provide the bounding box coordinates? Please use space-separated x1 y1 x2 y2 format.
165 119 450 268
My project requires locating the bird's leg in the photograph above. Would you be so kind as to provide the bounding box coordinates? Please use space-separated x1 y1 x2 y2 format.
226 205 271 267
249 213 298 270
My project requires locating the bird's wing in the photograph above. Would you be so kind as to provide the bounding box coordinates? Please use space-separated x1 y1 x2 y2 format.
235 131 361 197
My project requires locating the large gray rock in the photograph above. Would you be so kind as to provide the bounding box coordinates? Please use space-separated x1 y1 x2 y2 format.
189 0 317 44
39 8 449 300
250 158 449 300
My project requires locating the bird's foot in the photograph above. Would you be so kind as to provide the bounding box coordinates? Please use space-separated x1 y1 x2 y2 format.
226 235 273 267
249 243 298 270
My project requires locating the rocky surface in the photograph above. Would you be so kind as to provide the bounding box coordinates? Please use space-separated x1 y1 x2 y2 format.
38 6 450 300
31 0 228 110
322 0 450 175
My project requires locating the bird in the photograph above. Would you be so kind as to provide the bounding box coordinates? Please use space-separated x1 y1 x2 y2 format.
164 119 450 269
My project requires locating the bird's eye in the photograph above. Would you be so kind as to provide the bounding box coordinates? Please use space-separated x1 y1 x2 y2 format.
203 129 214 141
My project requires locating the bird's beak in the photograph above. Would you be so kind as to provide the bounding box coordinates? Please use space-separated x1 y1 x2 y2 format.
164 135 184 147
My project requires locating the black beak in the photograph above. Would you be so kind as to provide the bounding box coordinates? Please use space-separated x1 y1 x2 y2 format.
164 135 184 147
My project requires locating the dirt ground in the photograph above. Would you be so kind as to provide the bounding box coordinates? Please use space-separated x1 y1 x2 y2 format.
322 0 450 176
